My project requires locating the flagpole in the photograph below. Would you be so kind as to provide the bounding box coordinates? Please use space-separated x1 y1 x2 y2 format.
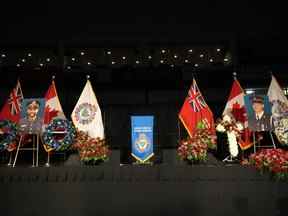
269 70 273 77
233 71 239 158
45 75 56 167
233 71 237 80
86 75 91 111
178 118 181 145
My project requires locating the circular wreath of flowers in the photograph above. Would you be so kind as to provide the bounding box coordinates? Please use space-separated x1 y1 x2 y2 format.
43 119 76 151
0 120 18 151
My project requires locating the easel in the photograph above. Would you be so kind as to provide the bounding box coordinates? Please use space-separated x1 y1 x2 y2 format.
12 133 40 167
253 130 276 153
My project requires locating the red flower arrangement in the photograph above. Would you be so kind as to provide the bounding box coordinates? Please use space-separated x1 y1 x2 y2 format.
73 130 110 163
249 148 288 180
178 123 217 163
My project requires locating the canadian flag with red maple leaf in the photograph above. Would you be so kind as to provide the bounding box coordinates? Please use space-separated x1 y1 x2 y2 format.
43 80 66 152
223 79 253 150
44 80 66 125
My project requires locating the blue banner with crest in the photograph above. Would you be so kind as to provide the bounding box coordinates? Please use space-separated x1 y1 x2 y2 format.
131 116 154 162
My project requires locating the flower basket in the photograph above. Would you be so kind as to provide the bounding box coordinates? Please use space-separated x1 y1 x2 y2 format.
249 148 288 181
72 130 110 165
177 122 217 164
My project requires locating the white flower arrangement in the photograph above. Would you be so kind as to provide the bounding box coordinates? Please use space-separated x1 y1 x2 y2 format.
216 114 244 158
216 124 225 132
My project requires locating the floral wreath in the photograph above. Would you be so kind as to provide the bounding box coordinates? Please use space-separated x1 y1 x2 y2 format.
271 100 288 145
43 119 76 151
0 120 18 151
274 117 288 145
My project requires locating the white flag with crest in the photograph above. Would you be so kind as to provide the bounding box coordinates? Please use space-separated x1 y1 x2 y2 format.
71 79 104 139
267 75 288 144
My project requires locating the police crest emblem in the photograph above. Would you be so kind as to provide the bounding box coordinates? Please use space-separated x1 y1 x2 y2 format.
74 102 97 125
135 133 149 153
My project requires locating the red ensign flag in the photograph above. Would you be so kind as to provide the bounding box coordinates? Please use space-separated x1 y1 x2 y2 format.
0 80 23 123
179 78 215 137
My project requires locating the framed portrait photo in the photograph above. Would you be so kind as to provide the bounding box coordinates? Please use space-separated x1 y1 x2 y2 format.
244 95 273 132
19 98 45 134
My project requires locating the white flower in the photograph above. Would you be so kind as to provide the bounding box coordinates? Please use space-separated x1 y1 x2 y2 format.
235 122 244 131
227 131 239 157
216 124 226 132
223 115 232 123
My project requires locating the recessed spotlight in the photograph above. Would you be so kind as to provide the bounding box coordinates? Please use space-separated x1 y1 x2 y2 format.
80 52 85 56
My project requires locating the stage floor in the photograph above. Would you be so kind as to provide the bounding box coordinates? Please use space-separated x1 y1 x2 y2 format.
0 164 274 183
0 164 287 216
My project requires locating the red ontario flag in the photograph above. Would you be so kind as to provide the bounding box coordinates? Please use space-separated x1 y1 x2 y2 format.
179 78 215 137
0 80 23 123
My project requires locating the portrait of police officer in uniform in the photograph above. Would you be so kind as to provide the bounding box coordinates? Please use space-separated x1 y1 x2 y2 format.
19 99 45 134
246 95 273 132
